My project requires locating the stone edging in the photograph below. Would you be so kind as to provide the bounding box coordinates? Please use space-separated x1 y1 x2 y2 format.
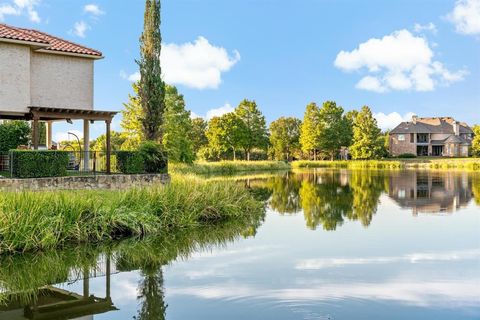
0 173 170 191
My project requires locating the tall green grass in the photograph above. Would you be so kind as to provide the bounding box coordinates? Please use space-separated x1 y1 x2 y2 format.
0 176 264 254
292 160 404 169
170 160 290 175
291 158 480 171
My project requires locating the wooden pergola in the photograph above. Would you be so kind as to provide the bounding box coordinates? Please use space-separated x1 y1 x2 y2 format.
0 107 118 173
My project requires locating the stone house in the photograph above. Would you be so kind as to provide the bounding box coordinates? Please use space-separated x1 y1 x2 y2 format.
0 23 116 172
389 116 473 157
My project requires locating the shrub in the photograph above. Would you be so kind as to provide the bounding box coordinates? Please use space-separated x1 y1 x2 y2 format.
116 151 145 174
138 141 168 173
11 150 69 178
397 153 417 158
0 121 31 152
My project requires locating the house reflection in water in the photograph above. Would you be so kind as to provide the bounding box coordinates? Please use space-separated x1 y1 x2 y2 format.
388 171 473 215
0 255 116 320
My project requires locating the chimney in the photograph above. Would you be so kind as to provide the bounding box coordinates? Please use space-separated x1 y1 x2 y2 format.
452 120 460 136
412 115 418 124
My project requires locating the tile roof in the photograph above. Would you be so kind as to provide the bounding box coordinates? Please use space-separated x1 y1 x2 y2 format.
391 117 473 135
0 23 102 58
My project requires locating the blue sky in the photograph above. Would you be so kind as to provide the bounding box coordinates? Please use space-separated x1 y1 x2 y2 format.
1 0 479 140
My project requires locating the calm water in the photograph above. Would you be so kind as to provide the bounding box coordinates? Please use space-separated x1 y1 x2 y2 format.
1 169 479 320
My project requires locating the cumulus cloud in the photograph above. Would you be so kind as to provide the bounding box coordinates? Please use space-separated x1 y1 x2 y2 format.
334 29 467 92
374 111 416 131
72 20 89 38
413 22 437 34
84 4 104 16
447 0 480 35
0 0 40 22
120 70 140 82
205 103 235 120
162 36 240 89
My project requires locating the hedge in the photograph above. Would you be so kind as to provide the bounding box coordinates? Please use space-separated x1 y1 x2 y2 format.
11 150 69 178
116 151 145 174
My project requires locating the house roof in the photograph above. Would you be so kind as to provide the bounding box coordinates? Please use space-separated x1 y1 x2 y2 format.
391 117 473 135
444 135 471 145
0 23 102 58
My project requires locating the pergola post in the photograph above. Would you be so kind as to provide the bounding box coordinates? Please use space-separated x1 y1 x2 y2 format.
83 119 90 171
106 119 111 174
46 121 53 149
32 115 40 150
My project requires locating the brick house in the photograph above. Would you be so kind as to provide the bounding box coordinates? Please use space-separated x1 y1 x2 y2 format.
389 116 473 157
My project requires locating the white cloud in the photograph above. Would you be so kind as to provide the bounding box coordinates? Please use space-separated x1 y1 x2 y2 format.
374 111 416 131
413 22 437 34
54 130 83 143
447 0 480 35
334 29 467 92
0 0 40 22
84 4 104 16
356 76 386 92
72 21 89 38
205 103 234 120
120 70 140 82
162 36 240 89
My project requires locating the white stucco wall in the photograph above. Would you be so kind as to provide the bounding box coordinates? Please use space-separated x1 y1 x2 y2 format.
30 52 94 110
0 43 30 113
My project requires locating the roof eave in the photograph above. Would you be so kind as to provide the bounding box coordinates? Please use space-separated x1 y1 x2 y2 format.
34 48 104 60
0 37 50 49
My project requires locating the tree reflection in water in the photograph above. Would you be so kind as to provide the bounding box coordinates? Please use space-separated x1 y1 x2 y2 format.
257 169 474 230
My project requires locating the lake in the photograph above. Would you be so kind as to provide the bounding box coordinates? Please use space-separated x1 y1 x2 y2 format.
0 169 479 320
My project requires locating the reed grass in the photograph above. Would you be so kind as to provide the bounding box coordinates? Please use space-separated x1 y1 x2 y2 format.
0 176 264 254
291 158 480 171
169 160 290 175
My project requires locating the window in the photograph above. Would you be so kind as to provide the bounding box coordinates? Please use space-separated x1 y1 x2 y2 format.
410 133 415 143
398 134 405 141
417 133 428 143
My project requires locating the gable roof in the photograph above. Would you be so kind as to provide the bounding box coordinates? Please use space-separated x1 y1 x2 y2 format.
391 117 473 135
0 23 102 58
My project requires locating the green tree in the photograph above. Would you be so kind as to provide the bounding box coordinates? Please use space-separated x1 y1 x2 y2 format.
162 86 195 163
138 0 165 141
234 99 268 160
206 113 246 160
300 103 321 160
318 101 351 160
0 121 31 152
91 131 126 152
344 109 358 147
121 82 144 150
350 106 384 159
472 125 480 157
190 117 208 154
269 117 301 161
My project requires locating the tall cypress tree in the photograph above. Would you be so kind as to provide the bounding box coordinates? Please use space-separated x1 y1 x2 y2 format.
138 0 165 141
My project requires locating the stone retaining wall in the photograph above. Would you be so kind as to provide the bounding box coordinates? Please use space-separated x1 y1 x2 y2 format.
0 174 170 191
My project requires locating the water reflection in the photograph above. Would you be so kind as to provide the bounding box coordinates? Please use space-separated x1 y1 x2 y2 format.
255 169 477 230
0 220 262 320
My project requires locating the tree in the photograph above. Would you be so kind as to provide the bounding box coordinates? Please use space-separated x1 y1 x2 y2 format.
91 131 126 152
162 86 195 163
344 109 358 147
472 125 480 157
318 101 351 160
269 117 301 161
121 82 144 150
234 99 268 160
299 103 321 160
350 106 384 159
206 113 246 160
190 117 208 154
138 0 165 141
0 121 31 152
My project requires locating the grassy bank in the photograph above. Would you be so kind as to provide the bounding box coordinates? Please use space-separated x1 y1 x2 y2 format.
291 158 480 171
170 160 290 175
0 175 264 254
